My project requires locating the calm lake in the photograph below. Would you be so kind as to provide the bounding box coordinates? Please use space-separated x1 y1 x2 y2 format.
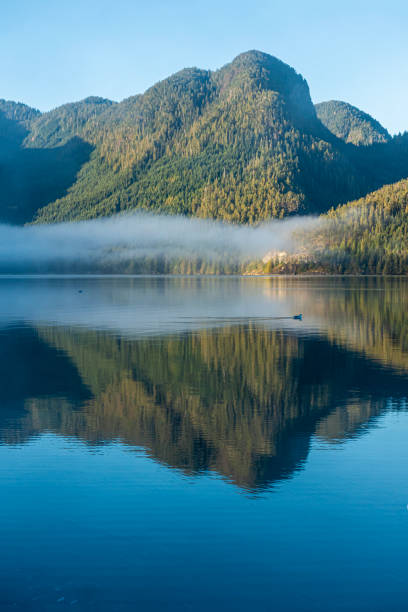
1 276 407 611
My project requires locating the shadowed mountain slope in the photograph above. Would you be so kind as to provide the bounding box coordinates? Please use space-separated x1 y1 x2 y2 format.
0 101 94 224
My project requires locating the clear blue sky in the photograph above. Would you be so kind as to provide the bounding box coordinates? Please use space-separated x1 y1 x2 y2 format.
2 0 407 134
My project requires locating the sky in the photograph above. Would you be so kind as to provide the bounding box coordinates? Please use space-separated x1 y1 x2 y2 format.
2 0 407 134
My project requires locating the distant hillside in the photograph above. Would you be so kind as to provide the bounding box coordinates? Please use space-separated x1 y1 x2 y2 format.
0 99 93 224
0 99 40 130
0 99 40 158
319 178 408 273
261 179 408 275
315 100 390 146
26 96 115 147
1 51 408 227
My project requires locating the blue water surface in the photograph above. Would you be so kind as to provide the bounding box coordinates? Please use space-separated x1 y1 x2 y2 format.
0 276 407 611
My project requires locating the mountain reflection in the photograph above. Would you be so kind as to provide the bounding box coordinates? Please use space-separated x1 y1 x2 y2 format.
1 318 407 491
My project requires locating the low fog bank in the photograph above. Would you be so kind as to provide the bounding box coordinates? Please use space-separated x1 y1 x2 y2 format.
0 212 321 271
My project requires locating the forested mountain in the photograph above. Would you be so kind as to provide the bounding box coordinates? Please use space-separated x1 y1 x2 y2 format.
261 179 408 274
1 50 408 226
315 100 391 146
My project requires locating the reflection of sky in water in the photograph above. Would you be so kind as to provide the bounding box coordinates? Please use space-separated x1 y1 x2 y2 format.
0 276 317 336
1 277 407 362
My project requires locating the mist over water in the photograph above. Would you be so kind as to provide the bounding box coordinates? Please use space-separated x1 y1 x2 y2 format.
0 212 320 266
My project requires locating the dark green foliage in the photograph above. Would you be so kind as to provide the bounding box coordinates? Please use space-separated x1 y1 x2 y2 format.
261 179 408 275
321 179 408 273
0 99 39 121
0 99 95 224
27 96 115 147
315 100 390 146
0 100 40 156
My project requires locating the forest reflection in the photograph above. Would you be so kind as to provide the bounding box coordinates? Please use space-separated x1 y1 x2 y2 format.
1 297 407 491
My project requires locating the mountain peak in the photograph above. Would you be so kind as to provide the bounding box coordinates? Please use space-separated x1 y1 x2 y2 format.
215 50 316 126
230 49 281 64
218 50 305 87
